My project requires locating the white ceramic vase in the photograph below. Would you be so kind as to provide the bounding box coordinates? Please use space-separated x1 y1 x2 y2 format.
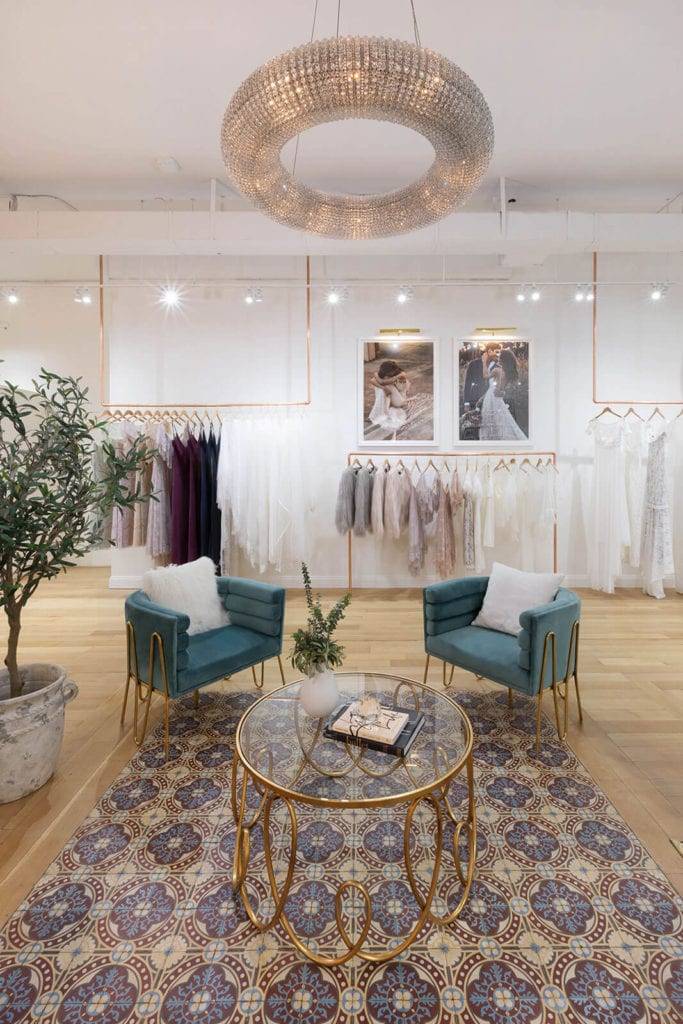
0 663 79 804
299 669 340 718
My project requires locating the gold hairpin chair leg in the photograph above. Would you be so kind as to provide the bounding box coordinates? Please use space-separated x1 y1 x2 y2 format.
251 662 265 689
536 631 557 752
551 620 582 742
123 623 172 757
422 654 430 685
121 621 136 726
277 656 286 686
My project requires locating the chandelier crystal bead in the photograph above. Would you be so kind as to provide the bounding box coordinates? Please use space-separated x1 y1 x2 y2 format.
221 36 494 239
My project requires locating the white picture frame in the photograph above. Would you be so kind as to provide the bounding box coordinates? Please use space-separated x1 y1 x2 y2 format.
357 336 439 448
455 337 532 447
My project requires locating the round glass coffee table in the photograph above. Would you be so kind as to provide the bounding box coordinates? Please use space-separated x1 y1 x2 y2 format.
231 671 476 965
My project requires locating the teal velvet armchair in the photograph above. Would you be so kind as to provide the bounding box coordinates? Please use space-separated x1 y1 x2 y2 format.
122 577 286 754
423 577 582 750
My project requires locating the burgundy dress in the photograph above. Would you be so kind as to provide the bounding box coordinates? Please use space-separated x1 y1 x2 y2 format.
170 436 190 564
186 434 202 562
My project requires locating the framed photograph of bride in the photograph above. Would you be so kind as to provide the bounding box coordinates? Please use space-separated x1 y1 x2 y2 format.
456 338 531 445
358 336 438 446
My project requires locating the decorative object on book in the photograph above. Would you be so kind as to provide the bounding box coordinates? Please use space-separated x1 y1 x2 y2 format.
232 672 475 965
289 562 351 717
0 369 151 803
325 701 426 757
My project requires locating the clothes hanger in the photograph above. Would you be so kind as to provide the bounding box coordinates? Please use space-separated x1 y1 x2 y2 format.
351 457 362 469
647 406 665 421
494 457 510 473
624 407 644 421
594 406 622 420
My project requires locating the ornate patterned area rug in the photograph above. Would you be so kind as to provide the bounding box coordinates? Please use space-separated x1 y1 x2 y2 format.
1 688 681 1024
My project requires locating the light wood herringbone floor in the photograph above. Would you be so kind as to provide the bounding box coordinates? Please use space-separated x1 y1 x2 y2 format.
0 568 681 922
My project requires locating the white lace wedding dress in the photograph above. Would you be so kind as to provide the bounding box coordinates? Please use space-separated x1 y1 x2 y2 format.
640 426 674 599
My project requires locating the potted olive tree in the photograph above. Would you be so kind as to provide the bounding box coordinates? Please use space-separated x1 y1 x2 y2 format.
290 563 351 717
0 369 150 803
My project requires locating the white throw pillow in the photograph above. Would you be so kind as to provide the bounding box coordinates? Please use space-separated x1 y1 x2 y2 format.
472 562 564 636
142 557 229 635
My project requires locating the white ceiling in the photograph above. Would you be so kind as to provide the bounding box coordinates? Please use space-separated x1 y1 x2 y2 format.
1 0 682 212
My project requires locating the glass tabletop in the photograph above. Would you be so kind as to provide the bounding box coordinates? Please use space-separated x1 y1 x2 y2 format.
235 672 473 808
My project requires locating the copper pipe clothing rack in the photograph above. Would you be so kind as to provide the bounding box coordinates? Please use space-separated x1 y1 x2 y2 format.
98 255 312 412
344 450 558 589
592 251 682 407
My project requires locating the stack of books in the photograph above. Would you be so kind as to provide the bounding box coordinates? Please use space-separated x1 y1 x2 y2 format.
324 703 425 757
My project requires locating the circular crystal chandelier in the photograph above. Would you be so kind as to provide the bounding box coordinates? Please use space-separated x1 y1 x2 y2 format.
221 35 494 239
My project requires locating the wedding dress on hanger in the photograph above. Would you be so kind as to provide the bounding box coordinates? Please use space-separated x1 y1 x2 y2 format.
480 376 526 442
640 423 674 599
672 416 683 594
623 417 645 568
217 413 310 574
587 418 629 593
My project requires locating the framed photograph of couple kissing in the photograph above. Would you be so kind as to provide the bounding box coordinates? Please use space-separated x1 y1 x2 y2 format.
456 337 531 446
358 336 438 447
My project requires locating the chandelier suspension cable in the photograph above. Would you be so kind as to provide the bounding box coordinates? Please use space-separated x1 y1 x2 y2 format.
291 0 321 180
409 0 422 47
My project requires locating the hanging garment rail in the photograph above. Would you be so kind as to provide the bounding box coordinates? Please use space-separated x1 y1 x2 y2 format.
344 450 558 589
98 255 312 410
592 252 683 407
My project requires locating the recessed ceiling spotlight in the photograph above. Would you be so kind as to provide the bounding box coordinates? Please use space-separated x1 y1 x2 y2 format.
396 285 413 305
574 286 585 303
650 283 667 301
244 287 263 305
516 289 526 303
159 286 181 309
74 287 92 305
530 286 541 302
5 288 19 305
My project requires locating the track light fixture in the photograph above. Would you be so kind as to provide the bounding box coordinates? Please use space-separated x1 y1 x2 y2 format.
5 288 19 305
326 286 347 306
516 284 540 303
396 286 413 305
650 283 667 301
74 287 92 305
244 287 263 305
159 286 181 309
574 285 594 303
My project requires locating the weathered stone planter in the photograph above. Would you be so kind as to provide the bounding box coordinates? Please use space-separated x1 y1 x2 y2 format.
0 663 78 804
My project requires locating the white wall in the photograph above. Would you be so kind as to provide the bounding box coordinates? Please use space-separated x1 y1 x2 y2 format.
4 252 682 588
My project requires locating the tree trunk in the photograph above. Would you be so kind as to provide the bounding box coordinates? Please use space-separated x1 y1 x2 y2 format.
4 606 22 698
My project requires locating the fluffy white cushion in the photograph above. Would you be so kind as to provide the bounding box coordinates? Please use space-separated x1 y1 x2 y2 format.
142 557 228 635
472 562 564 636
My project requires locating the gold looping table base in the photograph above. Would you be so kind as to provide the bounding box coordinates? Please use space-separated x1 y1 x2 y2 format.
231 723 476 966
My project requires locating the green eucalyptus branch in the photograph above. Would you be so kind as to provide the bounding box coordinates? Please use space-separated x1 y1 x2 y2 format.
289 563 351 677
